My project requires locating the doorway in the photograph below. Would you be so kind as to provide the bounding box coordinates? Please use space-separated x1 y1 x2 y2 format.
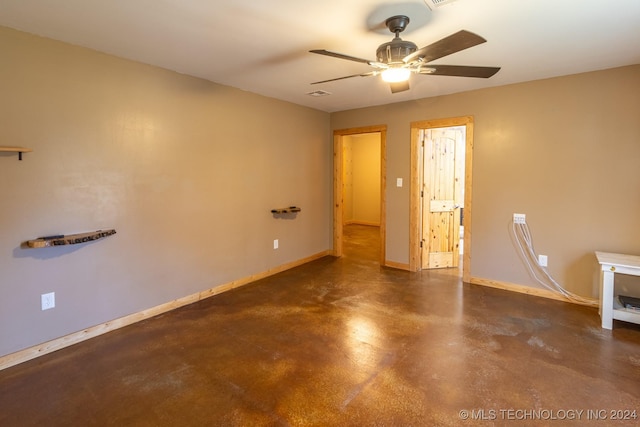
409 117 474 282
421 126 465 269
343 133 381 227
333 126 387 265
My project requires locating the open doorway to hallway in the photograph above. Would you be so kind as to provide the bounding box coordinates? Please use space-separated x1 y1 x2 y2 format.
410 117 474 283
343 132 381 228
343 132 382 262
333 126 386 265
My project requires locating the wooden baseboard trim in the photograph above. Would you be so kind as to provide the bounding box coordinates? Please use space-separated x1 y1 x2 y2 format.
344 220 380 227
469 277 598 307
384 260 411 271
0 250 332 371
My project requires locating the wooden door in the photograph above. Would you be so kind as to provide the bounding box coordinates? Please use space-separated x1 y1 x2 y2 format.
421 127 465 269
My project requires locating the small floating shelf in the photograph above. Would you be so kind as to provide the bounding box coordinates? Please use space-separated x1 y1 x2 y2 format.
26 229 116 248
0 146 32 160
270 206 301 214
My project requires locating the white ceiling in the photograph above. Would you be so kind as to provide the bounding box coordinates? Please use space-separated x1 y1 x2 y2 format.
1 0 639 112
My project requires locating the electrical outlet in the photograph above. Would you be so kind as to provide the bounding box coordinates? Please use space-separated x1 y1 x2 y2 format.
273 239 279 249
41 292 55 310
513 213 526 224
538 254 548 267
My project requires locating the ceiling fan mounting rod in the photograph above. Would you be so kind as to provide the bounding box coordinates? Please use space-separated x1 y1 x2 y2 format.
385 15 410 35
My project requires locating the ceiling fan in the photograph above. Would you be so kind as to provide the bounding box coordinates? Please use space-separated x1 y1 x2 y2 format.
310 15 500 93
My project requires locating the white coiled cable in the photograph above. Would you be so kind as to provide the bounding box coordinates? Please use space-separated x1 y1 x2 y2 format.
512 220 598 307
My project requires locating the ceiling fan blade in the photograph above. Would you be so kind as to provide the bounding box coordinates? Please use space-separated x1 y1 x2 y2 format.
420 65 501 78
390 81 410 93
403 30 487 64
311 71 377 85
309 49 375 65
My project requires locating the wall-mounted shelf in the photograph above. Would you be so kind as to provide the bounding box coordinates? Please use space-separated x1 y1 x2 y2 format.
26 229 116 248
270 206 301 214
0 146 32 160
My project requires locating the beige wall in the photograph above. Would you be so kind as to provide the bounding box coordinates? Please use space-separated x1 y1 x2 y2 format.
332 65 640 297
0 27 331 357
343 133 381 226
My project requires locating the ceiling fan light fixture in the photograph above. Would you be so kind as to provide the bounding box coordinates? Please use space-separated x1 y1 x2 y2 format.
381 67 411 83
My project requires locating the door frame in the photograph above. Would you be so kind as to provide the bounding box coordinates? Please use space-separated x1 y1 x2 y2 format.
333 125 387 265
409 116 473 282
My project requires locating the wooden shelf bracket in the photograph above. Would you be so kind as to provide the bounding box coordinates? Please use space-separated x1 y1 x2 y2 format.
0 146 32 161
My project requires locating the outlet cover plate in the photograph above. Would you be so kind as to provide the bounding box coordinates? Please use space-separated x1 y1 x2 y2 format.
41 292 55 310
538 254 548 267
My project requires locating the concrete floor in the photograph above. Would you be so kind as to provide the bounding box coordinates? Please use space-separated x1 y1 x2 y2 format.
1 224 639 426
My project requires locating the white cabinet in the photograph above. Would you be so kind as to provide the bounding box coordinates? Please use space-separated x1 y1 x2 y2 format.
596 252 640 329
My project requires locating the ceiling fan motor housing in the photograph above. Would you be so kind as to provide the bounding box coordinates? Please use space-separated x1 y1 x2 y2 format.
376 38 417 65
377 15 417 65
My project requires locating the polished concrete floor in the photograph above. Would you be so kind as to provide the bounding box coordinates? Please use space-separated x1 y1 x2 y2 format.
1 225 640 426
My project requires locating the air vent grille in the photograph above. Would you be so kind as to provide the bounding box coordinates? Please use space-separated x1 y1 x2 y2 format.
307 90 332 97
424 0 459 9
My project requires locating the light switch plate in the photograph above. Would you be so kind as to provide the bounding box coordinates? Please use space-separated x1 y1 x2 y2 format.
396 178 403 187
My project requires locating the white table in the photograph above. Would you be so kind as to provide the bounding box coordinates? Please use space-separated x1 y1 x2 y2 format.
595 251 640 329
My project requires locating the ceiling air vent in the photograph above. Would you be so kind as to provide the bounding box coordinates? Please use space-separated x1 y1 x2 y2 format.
424 0 459 9
307 90 332 97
